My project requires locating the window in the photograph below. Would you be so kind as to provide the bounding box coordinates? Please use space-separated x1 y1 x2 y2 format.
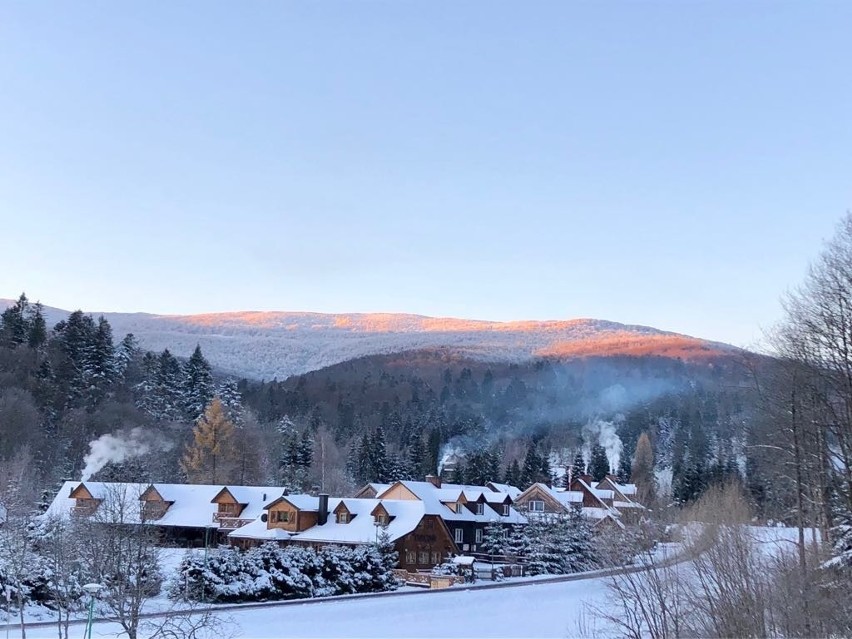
418 551 429 564
456 503 465 514
274 511 290 523
502 504 510 516
337 511 349 524
529 500 545 513
431 551 441 564
376 514 388 525
475 503 484 515
454 528 464 543
475 529 483 544
406 550 417 565
219 502 240 515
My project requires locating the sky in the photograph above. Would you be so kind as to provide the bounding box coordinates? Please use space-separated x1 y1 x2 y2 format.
1 2 850 348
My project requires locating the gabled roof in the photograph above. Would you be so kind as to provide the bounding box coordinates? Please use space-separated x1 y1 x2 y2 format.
486 482 522 499
232 498 426 546
47 481 292 530
377 481 527 525
263 494 321 512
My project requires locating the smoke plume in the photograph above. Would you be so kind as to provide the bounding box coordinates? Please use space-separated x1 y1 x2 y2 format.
582 417 624 474
80 428 171 481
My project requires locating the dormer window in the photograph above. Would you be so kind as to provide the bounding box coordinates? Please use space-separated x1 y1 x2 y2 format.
376 514 388 525
475 503 484 515
529 500 545 513
456 503 465 514
337 511 350 524
502 504 510 516
273 511 290 523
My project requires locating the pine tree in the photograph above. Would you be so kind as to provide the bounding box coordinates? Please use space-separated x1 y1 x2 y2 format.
407 434 427 479
87 316 117 405
558 505 598 573
181 397 238 484
506 523 530 559
0 293 30 347
503 459 522 487
278 416 312 490
53 310 98 406
480 520 508 557
115 333 140 381
589 443 610 482
26 301 47 349
617 448 633 484
520 447 541 487
525 517 561 575
182 345 214 421
216 378 244 426
570 451 585 485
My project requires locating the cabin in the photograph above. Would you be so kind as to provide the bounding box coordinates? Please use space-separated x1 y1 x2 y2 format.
595 475 645 523
49 481 290 546
371 477 526 554
227 494 457 571
514 482 624 530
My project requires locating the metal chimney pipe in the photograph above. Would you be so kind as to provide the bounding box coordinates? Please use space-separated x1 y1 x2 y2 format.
318 494 329 525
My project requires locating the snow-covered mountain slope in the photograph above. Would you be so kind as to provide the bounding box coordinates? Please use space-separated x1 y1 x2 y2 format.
0 300 737 380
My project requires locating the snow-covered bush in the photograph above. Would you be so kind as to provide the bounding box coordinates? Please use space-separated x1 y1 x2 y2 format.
170 542 398 604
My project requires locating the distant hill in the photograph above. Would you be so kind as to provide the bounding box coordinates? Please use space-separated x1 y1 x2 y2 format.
0 299 739 380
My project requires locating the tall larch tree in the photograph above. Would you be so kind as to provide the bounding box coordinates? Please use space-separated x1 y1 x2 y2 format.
181 397 237 484
631 431 656 506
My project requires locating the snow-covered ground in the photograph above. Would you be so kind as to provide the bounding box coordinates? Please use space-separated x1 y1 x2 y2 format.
21 577 613 639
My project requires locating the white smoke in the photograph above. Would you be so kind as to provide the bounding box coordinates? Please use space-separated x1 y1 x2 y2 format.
582 417 624 475
437 443 463 476
80 428 171 481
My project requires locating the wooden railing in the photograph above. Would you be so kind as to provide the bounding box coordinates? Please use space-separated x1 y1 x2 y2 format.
212 513 253 529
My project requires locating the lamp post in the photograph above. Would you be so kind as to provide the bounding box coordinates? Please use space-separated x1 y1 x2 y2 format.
4 585 11 639
81 583 102 639
202 524 216 604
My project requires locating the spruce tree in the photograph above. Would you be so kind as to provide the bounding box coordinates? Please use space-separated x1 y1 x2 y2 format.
503 459 522 487
570 451 585 485
115 333 140 381
480 520 508 557
216 378 244 426
588 443 610 482
182 345 214 421
0 293 29 347
26 301 47 349
87 316 117 404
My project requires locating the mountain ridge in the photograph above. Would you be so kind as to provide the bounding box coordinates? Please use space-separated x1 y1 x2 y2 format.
0 298 739 380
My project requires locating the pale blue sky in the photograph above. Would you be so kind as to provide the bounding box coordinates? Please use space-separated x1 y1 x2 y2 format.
1 2 850 347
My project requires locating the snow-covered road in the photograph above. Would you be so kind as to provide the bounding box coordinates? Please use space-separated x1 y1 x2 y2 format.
21 576 612 639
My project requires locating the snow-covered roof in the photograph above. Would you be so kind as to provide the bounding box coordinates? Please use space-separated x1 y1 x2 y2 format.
46 481 300 530
381 481 527 525
288 499 425 545
227 517 294 541
613 500 644 510
617 483 637 496
270 494 322 512
486 482 522 499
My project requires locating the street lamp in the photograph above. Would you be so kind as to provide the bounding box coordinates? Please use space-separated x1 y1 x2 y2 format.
4 585 12 639
82 583 102 639
203 524 217 603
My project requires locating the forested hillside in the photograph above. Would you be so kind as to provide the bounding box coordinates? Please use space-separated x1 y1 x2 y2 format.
0 300 737 380
0 292 790 523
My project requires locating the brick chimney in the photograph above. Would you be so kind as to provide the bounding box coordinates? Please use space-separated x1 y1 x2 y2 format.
425 474 442 489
